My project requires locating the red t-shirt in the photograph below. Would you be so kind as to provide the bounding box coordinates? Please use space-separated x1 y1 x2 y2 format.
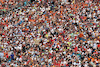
74 47 78 52
98 44 100 47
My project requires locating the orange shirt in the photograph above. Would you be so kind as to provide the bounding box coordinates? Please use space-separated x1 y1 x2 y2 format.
0 0 4 4
79 33 84 37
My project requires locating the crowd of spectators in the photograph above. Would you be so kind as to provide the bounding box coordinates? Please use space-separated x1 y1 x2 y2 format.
0 0 100 67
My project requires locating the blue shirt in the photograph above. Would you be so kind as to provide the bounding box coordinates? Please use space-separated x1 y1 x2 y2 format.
11 54 14 60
